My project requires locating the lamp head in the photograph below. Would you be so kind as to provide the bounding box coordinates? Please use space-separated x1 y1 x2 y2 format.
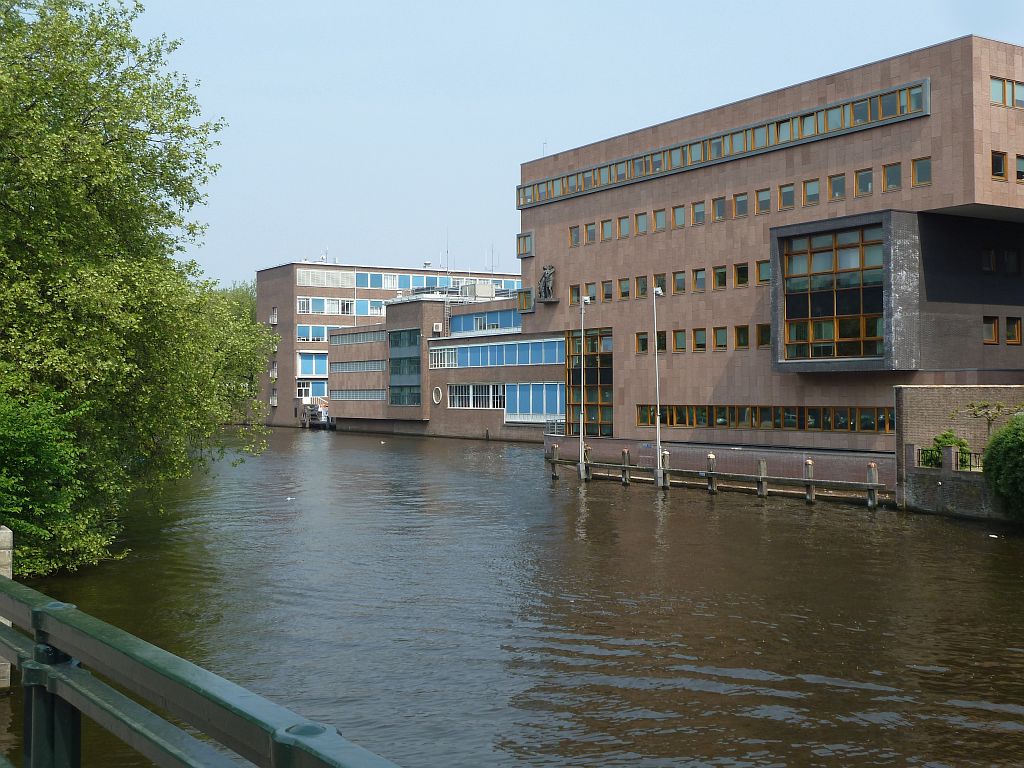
654 286 664 296
582 296 591 305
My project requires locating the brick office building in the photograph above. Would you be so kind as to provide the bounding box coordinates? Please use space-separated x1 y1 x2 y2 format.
514 35 1024 457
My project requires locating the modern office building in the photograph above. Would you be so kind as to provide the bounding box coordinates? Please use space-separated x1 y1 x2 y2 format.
513 35 1024 455
256 261 522 427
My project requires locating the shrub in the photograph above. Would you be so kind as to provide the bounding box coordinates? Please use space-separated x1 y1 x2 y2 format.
920 430 971 469
984 413 1024 520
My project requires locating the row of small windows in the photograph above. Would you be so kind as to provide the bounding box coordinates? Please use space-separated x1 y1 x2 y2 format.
991 151 1024 182
329 330 387 346
447 383 506 410
330 360 386 373
983 316 1022 345
636 404 896 433
329 389 386 401
296 268 520 292
506 383 565 418
429 339 566 369
517 82 926 207
298 325 343 342
566 159 931 248
298 297 384 317
636 324 772 353
990 76 1024 109
449 310 521 334
569 261 772 306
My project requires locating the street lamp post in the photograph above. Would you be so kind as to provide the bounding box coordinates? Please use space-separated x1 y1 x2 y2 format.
653 285 665 489
578 295 590 480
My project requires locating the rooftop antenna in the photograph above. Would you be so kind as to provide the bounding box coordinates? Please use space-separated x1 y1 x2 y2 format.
542 140 547 157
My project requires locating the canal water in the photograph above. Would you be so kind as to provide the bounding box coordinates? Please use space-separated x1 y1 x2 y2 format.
5 428 1024 766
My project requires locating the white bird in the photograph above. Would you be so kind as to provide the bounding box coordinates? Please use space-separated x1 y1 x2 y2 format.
989 534 999 539
380 440 386 445
285 496 296 501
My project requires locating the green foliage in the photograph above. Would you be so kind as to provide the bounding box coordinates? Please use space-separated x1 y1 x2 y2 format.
218 280 259 323
0 1 275 574
920 430 971 469
984 414 1024 520
952 401 1020 439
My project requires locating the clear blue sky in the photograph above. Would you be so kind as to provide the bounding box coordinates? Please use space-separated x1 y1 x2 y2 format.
134 0 1024 285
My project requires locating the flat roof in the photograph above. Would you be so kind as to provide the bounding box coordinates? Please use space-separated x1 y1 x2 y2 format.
257 260 521 278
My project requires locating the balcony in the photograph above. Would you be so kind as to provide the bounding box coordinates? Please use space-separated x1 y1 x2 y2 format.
269 395 278 407
268 312 278 325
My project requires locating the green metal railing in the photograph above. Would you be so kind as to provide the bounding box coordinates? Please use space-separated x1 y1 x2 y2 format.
0 576 401 768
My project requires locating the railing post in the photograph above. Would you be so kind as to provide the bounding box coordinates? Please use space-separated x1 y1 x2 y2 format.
756 458 768 498
867 462 879 510
0 526 10 691
550 444 559 479
941 444 957 476
660 450 670 489
621 449 631 485
706 453 717 494
24 643 81 768
804 459 815 504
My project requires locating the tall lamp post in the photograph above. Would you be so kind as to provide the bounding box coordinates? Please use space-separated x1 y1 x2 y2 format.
578 295 591 480
653 285 665 489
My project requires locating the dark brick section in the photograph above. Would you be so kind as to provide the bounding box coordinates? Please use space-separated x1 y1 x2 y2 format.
888 211 923 370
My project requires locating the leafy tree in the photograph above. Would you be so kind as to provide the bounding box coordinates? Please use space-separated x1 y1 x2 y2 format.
0 1 275 574
920 430 971 469
984 414 1024 520
219 280 259 323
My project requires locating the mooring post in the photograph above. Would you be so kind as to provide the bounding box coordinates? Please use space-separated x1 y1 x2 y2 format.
621 448 631 485
550 444 559 479
660 450 670 489
0 526 10 690
707 453 717 494
804 459 815 504
582 444 592 481
756 458 768 498
867 462 879 509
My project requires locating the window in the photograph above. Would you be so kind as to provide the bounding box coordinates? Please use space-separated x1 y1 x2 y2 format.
982 249 997 272
618 215 630 238
672 270 686 294
713 265 727 290
585 282 597 303
692 201 706 225
828 174 846 201
585 222 597 244
636 332 649 353
636 275 648 298
672 329 686 351
712 197 726 221
803 179 820 206
516 233 533 257
713 326 728 350
779 183 795 209
1018 155 1024 183
912 157 931 187
653 209 667 231
734 263 749 287
756 324 771 348
855 168 873 196
601 219 613 241
602 280 613 302
1007 317 1022 345
993 151 1007 180
654 273 667 294
883 163 902 191
693 268 706 292
984 316 999 344
1007 250 1021 274
756 260 771 284
756 188 770 214
516 288 534 312
635 212 649 235
618 278 630 299
991 76 1005 104
569 225 580 247
693 328 707 352
733 193 748 218
656 330 667 352
735 325 750 349
672 205 686 229
569 284 580 305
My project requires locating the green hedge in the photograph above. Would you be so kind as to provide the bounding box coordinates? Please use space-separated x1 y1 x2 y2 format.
984 413 1024 520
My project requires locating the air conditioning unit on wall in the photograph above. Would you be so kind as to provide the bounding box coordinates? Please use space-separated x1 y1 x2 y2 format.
432 322 443 334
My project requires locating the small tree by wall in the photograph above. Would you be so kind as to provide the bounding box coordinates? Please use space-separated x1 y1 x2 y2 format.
983 414 1024 521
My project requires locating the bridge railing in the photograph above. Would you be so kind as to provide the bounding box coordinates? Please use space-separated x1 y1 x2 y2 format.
0 575 401 768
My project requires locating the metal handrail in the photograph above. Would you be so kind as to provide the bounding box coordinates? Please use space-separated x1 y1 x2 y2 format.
0 576 400 768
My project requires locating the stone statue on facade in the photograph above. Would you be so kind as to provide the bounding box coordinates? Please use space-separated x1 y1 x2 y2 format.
537 264 555 301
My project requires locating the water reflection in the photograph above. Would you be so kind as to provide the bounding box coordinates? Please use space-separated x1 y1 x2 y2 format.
1 428 1020 766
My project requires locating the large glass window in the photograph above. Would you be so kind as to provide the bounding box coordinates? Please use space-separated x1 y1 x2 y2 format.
566 327 613 438
783 225 885 360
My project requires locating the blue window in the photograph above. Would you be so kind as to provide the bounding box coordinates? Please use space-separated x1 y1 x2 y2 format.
530 342 543 364
557 384 566 414
370 300 383 314
299 353 328 376
412 275 425 288
545 384 559 415
312 326 326 340
356 272 369 288
503 310 518 328
506 385 518 414
504 344 517 365
486 311 501 327
311 380 327 397
297 325 310 341
356 300 369 316
469 346 483 366
398 274 411 289
519 384 531 413
369 273 383 289
504 280 515 290
531 384 545 414
543 341 559 364
438 276 450 288
311 298 325 313
450 315 464 333
426 276 438 288
493 344 504 366
457 347 470 367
